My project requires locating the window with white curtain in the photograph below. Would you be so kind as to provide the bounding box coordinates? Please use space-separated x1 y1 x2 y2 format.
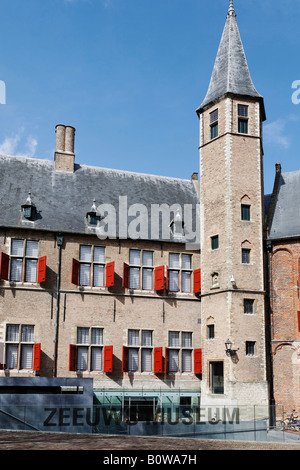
129 250 154 290
10 239 39 283
168 331 192 373
79 245 106 287
128 329 153 372
5 324 35 369
76 327 104 371
168 253 192 293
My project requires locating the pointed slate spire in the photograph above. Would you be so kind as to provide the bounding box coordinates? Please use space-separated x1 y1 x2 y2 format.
228 0 236 17
197 1 265 119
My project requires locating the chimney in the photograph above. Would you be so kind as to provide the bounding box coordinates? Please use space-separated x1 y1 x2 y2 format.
54 124 76 172
191 172 198 181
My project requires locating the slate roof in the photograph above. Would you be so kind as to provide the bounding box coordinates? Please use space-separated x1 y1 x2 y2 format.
0 154 200 245
267 170 300 241
197 1 265 119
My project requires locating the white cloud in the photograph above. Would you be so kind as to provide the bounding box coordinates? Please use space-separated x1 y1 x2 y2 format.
264 115 298 149
0 129 38 158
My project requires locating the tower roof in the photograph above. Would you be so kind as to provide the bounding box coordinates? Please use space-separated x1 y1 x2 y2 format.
197 1 265 119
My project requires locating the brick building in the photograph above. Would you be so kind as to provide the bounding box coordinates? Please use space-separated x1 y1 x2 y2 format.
265 164 300 417
0 0 297 423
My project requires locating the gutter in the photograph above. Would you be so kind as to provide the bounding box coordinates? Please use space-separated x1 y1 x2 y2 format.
53 234 64 377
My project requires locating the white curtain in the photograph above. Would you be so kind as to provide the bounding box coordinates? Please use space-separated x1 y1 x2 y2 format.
77 327 89 344
141 349 152 372
10 258 22 282
181 271 191 292
21 344 33 369
93 264 104 286
129 249 140 266
182 332 192 348
169 270 179 292
77 346 88 370
80 264 90 286
169 253 180 268
169 331 179 347
11 239 24 256
181 254 191 270
182 350 192 372
6 324 19 342
128 330 139 346
91 328 103 345
80 245 92 262
6 344 18 369
169 350 179 372
91 347 102 370
25 241 38 258
142 251 153 266
94 246 105 263
128 348 138 371
129 267 140 289
25 259 37 282
21 325 34 342
142 268 153 290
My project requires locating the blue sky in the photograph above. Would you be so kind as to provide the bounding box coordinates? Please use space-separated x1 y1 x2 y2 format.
0 0 299 195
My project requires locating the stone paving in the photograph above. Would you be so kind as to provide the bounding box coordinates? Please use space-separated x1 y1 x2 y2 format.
0 430 300 450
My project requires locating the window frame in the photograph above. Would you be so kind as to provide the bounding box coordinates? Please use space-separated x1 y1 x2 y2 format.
242 248 251 265
210 109 219 140
211 235 219 251
210 361 224 395
5 324 35 370
207 324 215 339
168 253 193 293
127 329 153 372
128 249 154 291
168 331 193 373
10 239 39 283
246 341 256 357
237 104 249 135
244 299 255 315
76 326 104 371
241 204 251 221
78 245 106 287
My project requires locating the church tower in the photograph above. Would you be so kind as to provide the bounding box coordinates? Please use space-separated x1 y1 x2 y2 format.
197 1 269 409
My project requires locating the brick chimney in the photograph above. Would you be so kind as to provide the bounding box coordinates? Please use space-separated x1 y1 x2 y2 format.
54 124 76 172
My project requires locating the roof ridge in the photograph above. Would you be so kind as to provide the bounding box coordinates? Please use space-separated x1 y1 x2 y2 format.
0 153 193 183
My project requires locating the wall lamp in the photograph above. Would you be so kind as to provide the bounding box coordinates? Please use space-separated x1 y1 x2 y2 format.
225 339 239 356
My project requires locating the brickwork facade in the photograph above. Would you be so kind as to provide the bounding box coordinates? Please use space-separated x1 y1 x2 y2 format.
198 95 268 408
0 229 202 394
269 240 300 415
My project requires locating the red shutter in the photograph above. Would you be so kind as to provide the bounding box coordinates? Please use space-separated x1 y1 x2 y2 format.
193 269 201 294
122 263 129 288
0 252 9 281
33 343 41 371
194 348 202 374
155 266 165 291
298 312 300 333
154 347 163 374
165 347 169 373
103 345 113 372
122 345 129 372
69 344 77 371
71 258 80 285
0 342 4 370
37 256 47 283
105 262 115 288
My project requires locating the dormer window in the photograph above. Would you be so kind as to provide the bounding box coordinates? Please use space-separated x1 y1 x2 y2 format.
21 192 37 221
210 109 219 139
170 208 184 240
238 104 248 134
86 199 100 227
